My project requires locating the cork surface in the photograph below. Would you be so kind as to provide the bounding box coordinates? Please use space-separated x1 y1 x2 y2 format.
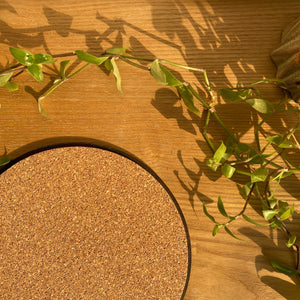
0 146 189 299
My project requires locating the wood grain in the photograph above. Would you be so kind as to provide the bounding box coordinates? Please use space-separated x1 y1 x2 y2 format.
0 0 300 298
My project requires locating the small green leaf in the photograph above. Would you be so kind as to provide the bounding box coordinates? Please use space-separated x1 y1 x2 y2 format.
221 163 236 178
75 50 108 65
160 65 182 87
27 64 43 82
202 203 216 223
220 88 250 102
279 204 294 221
242 214 268 227
0 156 11 166
0 73 13 87
246 98 274 114
224 226 244 241
38 96 49 118
59 60 70 80
286 235 296 248
105 59 113 71
266 134 296 148
111 57 122 93
217 196 229 218
177 85 200 114
105 47 127 55
251 167 268 183
9 47 34 66
33 53 54 64
270 260 300 276
5 81 18 91
262 210 278 220
239 182 252 200
150 59 166 85
213 224 222 236
213 142 227 163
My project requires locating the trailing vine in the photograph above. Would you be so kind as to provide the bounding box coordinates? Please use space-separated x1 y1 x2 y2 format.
0 46 299 276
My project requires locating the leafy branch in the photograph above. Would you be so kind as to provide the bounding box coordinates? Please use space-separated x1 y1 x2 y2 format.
0 46 299 276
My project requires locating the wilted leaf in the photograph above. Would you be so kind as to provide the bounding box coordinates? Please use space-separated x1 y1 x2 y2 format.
5 81 18 91
111 57 122 93
75 50 108 65
246 98 274 114
9 47 34 66
177 85 200 114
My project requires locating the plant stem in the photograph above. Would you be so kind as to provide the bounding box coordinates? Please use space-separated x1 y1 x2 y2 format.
119 57 149 71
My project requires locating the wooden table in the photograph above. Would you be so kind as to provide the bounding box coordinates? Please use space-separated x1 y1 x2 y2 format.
1 0 299 298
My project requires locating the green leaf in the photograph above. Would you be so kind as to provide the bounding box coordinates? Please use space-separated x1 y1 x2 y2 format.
105 58 113 71
33 53 54 64
239 182 252 200
251 167 268 183
0 156 11 166
105 47 127 55
202 203 216 223
5 81 18 91
270 260 300 276
59 60 70 80
27 64 43 82
246 98 274 114
286 235 296 248
221 163 236 178
38 96 49 118
9 47 34 66
110 57 122 93
262 210 278 220
279 204 294 221
150 59 166 85
266 134 296 148
217 196 229 218
0 73 13 87
160 65 182 87
242 214 268 227
220 88 250 102
213 224 222 236
177 85 200 114
213 142 227 163
224 226 244 241
75 50 108 65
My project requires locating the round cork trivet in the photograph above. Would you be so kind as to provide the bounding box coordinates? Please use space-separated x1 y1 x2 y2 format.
0 145 190 299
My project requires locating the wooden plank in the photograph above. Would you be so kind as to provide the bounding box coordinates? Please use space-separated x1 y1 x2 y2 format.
1 0 299 298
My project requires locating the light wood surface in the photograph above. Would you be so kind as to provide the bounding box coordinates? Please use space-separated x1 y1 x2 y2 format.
0 0 299 299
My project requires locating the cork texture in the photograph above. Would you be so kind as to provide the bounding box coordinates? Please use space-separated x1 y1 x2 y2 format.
0 146 189 299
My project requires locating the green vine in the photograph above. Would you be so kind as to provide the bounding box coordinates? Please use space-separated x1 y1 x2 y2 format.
1 46 299 276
